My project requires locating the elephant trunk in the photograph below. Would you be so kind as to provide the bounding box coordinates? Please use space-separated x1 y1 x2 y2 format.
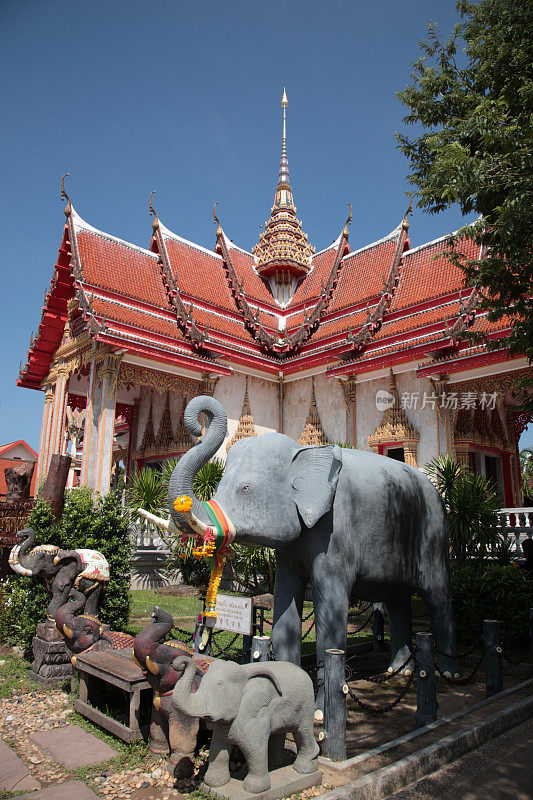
133 606 174 672
167 396 227 535
172 656 208 718
8 528 36 576
55 590 86 639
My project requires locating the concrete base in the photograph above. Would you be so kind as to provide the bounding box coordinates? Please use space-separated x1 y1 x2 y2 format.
204 766 322 800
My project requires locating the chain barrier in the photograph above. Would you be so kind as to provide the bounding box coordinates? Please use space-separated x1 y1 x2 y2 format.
345 670 415 714
302 609 314 623
211 631 240 656
350 612 374 636
434 637 483 661
170 626 194 643
350 602 373 618
434 649 486 686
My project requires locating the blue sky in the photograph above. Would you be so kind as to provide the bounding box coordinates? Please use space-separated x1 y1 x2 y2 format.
1 0 531 452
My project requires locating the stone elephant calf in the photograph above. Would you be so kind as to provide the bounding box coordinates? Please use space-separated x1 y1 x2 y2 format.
133 607 213 778
172 656 319 794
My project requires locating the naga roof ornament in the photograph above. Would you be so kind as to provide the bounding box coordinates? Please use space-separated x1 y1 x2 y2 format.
253 89 315 304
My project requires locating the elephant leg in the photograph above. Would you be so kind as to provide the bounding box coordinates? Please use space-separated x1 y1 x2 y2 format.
168 709 198 778
149 705 169 755
311 558 350 721
386 597 414 674
292 720 320 774
420 582 460 678
204 730 231 788
272 551 305 664
242 735 270 794
268 732 286 771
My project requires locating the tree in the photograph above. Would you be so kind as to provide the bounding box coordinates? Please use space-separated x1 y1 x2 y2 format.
396 0 533 365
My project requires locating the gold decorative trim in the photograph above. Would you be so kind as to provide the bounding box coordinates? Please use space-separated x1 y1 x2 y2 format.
117 363 200 395
227 377 258 452
297 379 328 446
368 370 420 467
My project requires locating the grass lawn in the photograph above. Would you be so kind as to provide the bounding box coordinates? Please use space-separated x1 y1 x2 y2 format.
128 590 381 657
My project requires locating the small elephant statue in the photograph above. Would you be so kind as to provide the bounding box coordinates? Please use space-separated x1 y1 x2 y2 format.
172 655 319 794
54 590 134 660
9 527 109 618
133 607 213 778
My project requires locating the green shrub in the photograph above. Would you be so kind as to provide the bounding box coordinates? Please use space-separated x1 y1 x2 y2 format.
451 563 533 650
0 490 131 652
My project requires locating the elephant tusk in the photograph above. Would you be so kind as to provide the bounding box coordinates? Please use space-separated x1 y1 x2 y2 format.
8 545 34 576
146 655 160 676
53 555 61 565
187 509 208 536
131 653 144 670
63 624 73 639
137 508 181 535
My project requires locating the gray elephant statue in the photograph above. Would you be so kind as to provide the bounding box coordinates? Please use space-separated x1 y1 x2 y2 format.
141 395 460 720
172 655 319 793
54 590 134 658
9 528 109 618
133 607 213 778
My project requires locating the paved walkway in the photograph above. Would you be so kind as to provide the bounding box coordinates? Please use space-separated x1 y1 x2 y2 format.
12 779 99 799
0 738 40 793
386 717 533 800
31 725 118 768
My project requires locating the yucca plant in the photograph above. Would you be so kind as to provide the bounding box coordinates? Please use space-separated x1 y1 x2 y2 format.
192 458 225 501
424 455 501 565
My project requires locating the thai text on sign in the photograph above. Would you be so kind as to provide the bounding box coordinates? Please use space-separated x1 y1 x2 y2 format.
214 593 253 636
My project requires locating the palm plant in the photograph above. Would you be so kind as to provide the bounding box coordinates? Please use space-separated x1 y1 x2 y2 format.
424 455 501 565
126 467 168 546
192 457 225 501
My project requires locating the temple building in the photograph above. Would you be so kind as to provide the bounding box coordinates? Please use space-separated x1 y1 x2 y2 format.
18 92 531 505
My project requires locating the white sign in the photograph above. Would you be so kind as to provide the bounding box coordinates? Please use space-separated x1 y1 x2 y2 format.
214 594 253 636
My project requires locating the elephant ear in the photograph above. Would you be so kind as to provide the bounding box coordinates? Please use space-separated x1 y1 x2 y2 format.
290 444 342 529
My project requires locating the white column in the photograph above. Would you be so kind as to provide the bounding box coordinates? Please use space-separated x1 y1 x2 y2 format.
34 383 55 490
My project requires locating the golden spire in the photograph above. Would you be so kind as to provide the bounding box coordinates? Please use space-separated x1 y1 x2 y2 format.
252 91 314 293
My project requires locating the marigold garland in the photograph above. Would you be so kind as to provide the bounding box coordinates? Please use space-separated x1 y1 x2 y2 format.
172 495 233 621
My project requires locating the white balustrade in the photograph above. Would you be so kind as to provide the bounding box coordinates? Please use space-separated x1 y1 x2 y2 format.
497 507 533 553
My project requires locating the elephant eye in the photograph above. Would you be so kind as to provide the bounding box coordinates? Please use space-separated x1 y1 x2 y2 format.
241 484 250 492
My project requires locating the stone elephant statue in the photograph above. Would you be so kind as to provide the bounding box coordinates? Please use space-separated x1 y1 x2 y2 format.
54 590 134 660
172 655 319 794
142 396 460 720
133 607 212 778
9 528 109 618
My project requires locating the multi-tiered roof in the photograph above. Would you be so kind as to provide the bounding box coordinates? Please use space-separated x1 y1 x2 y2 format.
18 95 516 391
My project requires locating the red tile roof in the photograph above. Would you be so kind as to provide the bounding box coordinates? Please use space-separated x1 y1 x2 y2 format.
328 239 398 314
162 233 236 312
390 236 479 312
75 220 167 308
0 440 38 459
290 246 338 306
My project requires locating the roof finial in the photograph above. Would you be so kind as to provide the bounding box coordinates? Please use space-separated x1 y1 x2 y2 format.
149 190 159 231
278 87 290 190
343 202 353 238
60 173 72 217
213 202 222 236
402 192 413 230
